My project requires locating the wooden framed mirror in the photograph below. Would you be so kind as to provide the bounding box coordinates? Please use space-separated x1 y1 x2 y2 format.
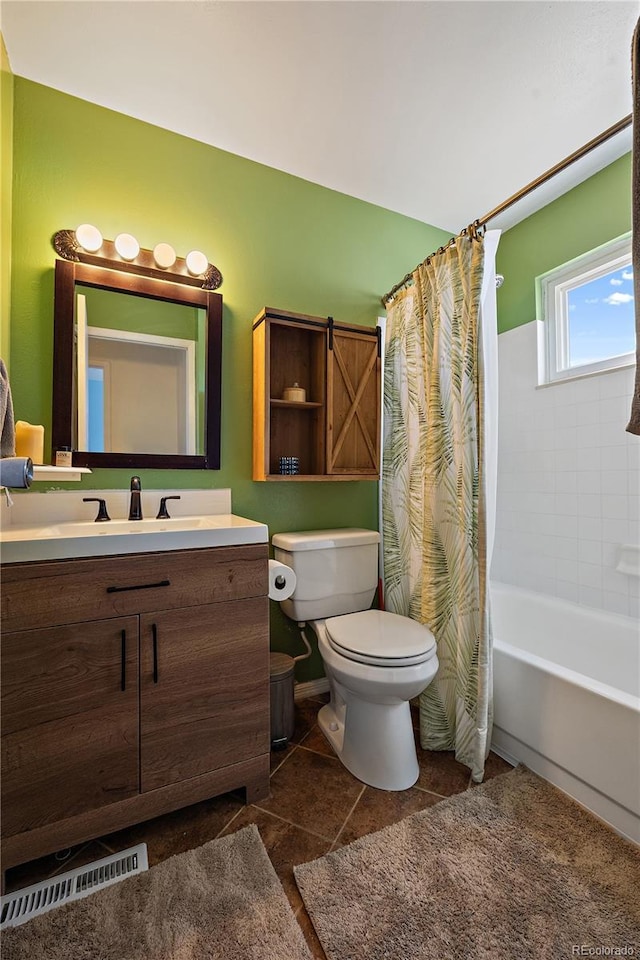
51 258 222 469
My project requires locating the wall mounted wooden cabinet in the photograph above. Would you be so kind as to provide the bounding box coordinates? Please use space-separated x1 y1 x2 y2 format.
1 545 270 871
253 308 381 481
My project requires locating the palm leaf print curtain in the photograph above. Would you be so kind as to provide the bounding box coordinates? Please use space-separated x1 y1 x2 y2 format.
382 233 492 782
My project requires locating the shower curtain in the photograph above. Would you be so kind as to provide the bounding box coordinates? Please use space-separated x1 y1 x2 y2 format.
382 230 500 782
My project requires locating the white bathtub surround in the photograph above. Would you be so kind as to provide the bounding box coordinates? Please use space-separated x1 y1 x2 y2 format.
492 320 640 618
491 582 639 843
382 232 500 782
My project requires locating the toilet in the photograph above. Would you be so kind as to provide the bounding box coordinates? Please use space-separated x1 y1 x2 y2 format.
271 528 438 791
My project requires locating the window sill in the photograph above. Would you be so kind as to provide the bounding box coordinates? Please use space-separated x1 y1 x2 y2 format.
536 359 634 389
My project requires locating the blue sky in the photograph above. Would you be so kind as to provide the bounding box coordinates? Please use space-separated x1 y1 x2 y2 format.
567 263 635 366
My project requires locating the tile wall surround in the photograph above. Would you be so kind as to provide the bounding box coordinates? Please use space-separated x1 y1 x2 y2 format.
492 321 639 619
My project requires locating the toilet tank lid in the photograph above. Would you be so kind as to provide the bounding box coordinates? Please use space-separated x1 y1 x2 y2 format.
272 528 380 552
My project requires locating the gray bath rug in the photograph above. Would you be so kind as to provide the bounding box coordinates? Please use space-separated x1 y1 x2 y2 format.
3 824 313 960
295 767 640 960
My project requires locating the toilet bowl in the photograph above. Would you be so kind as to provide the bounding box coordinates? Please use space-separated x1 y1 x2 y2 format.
272 527 439 792
311 610 438 790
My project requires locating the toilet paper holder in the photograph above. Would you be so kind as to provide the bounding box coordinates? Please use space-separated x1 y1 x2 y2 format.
268 558 297 601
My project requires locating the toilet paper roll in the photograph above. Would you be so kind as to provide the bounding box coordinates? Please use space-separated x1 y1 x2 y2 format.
268 558 297 601
0 457 34 489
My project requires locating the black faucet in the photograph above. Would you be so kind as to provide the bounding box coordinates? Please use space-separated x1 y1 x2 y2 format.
83 497 111 522
156 495 181 519
128 476 143 520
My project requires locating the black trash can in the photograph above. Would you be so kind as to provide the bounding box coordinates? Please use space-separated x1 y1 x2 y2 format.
270 652 295 750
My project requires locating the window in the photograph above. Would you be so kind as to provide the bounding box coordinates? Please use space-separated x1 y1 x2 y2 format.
539 234 635 382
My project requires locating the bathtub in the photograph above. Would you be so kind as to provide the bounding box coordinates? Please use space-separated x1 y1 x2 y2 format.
490 582 640 844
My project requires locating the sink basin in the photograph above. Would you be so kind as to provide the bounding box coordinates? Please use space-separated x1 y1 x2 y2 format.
1 513 268 563
35 516 242 536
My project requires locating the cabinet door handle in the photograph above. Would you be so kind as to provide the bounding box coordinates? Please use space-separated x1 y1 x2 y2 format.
107 579 170 594
121 629 126 692
152 623 159 684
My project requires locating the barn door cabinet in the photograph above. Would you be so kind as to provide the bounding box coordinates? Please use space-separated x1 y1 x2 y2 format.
1 544 270 871
252 307 381 480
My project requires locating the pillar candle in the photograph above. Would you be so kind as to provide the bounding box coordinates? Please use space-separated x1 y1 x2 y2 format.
15 420 45 465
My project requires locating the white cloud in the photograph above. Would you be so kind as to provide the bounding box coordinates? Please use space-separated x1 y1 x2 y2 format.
610 278 623 286
604 292 634 306
622 270 634 281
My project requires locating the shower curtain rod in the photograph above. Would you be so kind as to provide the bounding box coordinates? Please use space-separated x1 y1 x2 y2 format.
381 114 633 306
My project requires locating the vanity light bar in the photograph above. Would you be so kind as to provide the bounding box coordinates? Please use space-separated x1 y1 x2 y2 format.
52 229 222 291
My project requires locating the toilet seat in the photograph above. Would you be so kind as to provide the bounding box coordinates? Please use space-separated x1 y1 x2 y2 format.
325 609 437 667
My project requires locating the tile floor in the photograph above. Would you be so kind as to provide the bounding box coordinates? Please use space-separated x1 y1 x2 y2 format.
5 695 512 958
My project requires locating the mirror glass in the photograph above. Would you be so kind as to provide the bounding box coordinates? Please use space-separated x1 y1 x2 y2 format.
52 260 222 470
75 285 207 456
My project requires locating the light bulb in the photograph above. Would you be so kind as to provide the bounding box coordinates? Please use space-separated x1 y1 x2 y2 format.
153 242 177 269
114 233 140 261
185 250 208 276
75 223 102 253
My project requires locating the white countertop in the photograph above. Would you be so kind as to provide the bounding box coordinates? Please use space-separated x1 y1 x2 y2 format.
0 489 268 563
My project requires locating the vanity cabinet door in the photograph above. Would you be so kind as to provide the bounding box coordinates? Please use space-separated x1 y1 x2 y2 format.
1 617 139 838
139 597 270 793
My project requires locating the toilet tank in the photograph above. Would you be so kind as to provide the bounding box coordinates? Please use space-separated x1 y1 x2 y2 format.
272 528 380 622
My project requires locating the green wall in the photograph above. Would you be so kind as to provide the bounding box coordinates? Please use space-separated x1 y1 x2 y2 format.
1 35 13 367
497 153 632 333
9 77 451 677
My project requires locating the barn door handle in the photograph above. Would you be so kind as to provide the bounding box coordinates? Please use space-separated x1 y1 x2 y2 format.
152 623 159 684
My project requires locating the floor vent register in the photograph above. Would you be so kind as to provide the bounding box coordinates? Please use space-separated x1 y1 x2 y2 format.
1 843 148 929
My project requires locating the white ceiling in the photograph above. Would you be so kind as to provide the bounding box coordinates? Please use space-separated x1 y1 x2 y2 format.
1 0 637 233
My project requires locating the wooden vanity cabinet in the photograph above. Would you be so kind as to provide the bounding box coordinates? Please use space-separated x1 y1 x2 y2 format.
253 307 381 480
1 544 270 872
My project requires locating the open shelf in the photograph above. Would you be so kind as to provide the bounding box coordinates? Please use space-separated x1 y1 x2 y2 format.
270 399 324 409
265 474 372 481
33 466 92 482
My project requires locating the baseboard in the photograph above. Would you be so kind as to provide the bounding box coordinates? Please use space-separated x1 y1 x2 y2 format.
488 741 520 768
294 677 329 701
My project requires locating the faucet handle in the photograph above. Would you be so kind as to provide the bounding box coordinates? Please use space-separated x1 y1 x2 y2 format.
83 497 111 522
156 495 181 520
